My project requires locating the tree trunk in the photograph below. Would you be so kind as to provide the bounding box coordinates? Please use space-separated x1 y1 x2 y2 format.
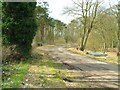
117 41 120 55
80 37 85 51
117 1 120 59
82 30 91 51
80 27 86 51
80 45 85 51
40 24 45 46
52 27 55 44
103 42 107 53
111 40 114 48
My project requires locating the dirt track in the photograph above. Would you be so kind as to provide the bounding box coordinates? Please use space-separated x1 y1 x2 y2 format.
42 46 119 88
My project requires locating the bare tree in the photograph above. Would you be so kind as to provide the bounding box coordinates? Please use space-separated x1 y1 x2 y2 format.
63 0 101 51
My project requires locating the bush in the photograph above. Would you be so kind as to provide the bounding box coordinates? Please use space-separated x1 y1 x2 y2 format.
2 2 37 56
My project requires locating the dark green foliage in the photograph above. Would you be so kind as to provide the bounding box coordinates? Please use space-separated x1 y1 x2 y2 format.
2 2 37 56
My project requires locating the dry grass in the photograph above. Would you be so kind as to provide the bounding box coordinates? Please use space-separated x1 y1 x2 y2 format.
67 48 118 64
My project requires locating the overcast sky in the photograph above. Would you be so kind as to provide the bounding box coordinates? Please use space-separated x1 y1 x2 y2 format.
37 0 118 24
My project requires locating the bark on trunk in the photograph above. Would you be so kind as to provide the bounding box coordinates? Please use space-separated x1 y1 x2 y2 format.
117 41 120 55
40 24 45 46
103 42 107 53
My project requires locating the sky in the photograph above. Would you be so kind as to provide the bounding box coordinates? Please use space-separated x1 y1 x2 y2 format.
37 0 118 24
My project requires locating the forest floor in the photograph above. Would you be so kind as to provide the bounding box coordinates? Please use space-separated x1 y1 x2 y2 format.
2 45 119 89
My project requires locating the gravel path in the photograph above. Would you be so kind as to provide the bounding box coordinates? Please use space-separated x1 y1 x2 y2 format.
43 46 119 88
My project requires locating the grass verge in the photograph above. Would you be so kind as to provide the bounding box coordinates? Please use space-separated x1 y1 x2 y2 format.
67 48 118 64
2 60 30 88
38 56 66 88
